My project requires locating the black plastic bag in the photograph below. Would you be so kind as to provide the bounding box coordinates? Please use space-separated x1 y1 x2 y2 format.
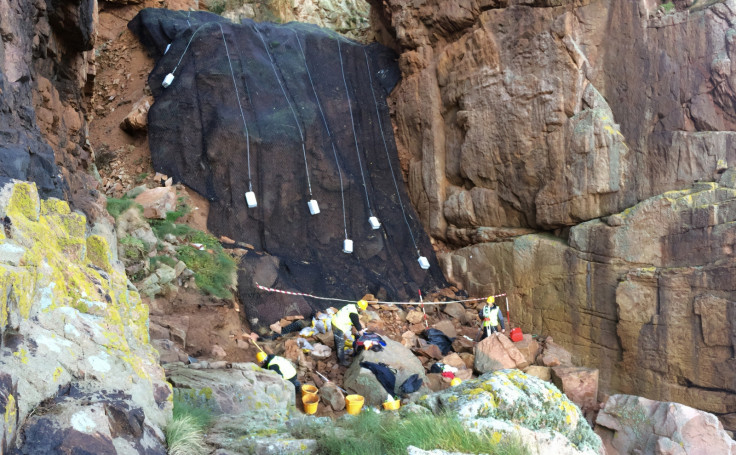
425 328 454 355
360 361 396 397
400 374 423 394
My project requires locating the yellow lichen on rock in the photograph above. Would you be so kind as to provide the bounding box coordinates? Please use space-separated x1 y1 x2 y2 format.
6 181 40 221
87 235 113 273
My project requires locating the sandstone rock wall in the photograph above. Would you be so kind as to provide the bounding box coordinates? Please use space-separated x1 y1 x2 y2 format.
0 180 171 453
370 0 736 239
440 176 736 430
0 0 104 219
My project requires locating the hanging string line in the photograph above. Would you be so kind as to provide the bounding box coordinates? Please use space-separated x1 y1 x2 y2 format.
229 32 256 192
254 281 506 306
172 23 211 74
253 24 313 196
362 48 420 254
217 24 253 191
292 30 348 238
337 39 373 217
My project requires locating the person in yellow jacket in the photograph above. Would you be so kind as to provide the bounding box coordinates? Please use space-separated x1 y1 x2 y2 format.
332 299 368 366
479 296 505 341
257 351 301 391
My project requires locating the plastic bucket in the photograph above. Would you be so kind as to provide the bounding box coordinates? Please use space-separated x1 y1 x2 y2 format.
301 384 318 397
302 394 319 415
345 394 364 415
382 399 400 411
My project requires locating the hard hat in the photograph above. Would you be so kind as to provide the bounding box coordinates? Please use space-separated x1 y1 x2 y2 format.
486 296 495 304
357 300 368 311
256 351 267 363
450 378 462 386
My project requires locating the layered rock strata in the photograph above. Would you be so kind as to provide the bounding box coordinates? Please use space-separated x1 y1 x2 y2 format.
441 176 736 430
0 0 105 218
370 0 736 237
0 180 171 453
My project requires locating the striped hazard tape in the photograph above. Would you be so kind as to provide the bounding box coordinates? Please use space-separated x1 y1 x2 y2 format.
254 282 506 306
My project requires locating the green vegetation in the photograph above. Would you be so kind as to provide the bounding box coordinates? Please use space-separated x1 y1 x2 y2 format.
660 2 675 12
176 236 236 299
106 197 141 219
293 411 529 455
166 396 213 455
135 172 149 183
119 235 148 260
150 255 178 269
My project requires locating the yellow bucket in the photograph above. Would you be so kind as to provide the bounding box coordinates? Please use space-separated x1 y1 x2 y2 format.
382 399 401 411
302 394 319 415
301 384 318 397
345 394 364 415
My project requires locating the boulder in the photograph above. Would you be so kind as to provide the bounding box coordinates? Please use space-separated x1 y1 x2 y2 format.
344 337 428 406
152 339 189 364
524 365 552 382
120 95 152 134
538 339 573 368
432 320 457 338
401 330 419 348
595 395 736 455
420 370 601 453
551 366 599 414
474 334 528 374
134 186 176 220
442 302 466 320
406 309 426 324
451 335 474 353
425 373 450 392
319 382 345 411
514 334 540 366
115 206 157 247
167 363 295 414
16 387 166 455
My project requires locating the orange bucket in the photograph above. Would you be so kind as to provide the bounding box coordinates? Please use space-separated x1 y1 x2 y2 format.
302 394 319 415
301 384 318 397
345 394 364 415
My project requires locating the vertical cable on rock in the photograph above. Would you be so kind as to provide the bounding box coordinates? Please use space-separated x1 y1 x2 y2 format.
362 48 420 255
292 30 349 239
338 39 374 220
253 23 314 198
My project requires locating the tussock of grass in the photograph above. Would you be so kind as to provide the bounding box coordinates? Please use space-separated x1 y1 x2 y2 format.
166 415 208 455
106 197 141 219
166 396 213 455
300 411 529 455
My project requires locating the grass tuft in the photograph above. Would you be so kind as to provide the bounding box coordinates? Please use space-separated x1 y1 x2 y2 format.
106 197 141 219
166 395 213 455
298 411 529 455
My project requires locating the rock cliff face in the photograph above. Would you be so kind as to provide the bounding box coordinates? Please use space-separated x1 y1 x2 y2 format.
370 0 736 237
369 0 736 431
0 180 171 453
0 0 104 219
130 9 446 329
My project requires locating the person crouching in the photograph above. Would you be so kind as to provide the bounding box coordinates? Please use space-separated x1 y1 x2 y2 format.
257 351 301 391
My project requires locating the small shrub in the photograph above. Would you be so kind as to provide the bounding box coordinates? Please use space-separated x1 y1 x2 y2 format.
106 197 140 219
135 172 149 183
660 1 675 12
119 235 148 260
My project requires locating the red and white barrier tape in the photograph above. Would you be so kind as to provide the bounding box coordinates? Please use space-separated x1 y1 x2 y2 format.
254 282 506 306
